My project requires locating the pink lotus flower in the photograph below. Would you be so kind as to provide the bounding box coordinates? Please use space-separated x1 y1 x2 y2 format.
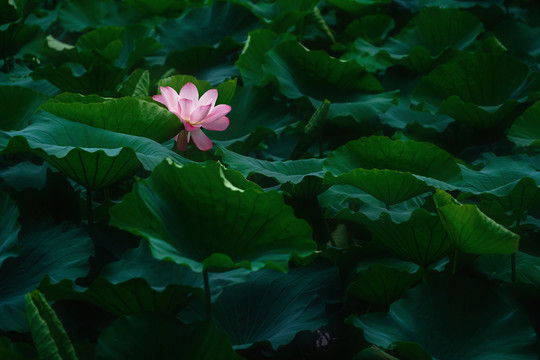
153 83 231 151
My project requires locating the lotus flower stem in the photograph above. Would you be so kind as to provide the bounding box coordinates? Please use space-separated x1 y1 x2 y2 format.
451 248 458 275
203 269 212 321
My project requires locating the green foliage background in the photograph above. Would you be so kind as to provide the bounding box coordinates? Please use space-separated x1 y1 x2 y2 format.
1 0 539 359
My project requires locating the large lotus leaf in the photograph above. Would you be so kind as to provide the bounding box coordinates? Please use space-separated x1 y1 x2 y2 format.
0 224 93 332
475 251 540 286
109 160 315 272
257 39 399 124
0 23 45 60
0 192 19 268
509 101 540 147
350 8 483 72
324 169 432 206
32 64 126 96
262 40 383 101
38 276 200 316
322 185 427 224
324 136 462 187
349 276 538 360
213 263 340 349
434 189 519 255
58 0 147 31
493 20 540 59
74 25 161 69
0 85 49 131
234 0 318 32
0 161 48 191
378 102 454 133
458 154 540 197
118 69 149 97
0 113 191 189
348 259 422 307
0 64 59 97
341 209 453 267
218 146 324 184
41 242 250 315
414 53 540 128
124 0 193 15
210 85 295 151
95 314 241 360
235 29 295 87
165 39 241 85
157 1 259 52
41 93 180 143
324 0 391 14
99 242 250 298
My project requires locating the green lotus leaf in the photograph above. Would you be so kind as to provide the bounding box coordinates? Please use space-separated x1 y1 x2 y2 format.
235 29 295 87
118 69 149 97
414 53 540 128
0 192 19 269
210 85 295 152
434 189 519 255
324 169 432 206
458 154 540 197
32 64 126 96
324 136 462 188
100 242 250 298
378 102 454 133
494 20 540 59
348 259 422 307
0 113 192 189
95 314 241 360
508 101 540 147
157 1 259 52
125 0 194 15
253 37 398 123
341 209 453 267
25 290 78 360
349 276 538 360
218 146 324 184
0 161 49 191
58 0 147 31
74 25 161 69
0 224 93 332
0 336 37 360
475 251 540 286
109 160 315 272
41 93 180 143
165 38 241 85
350 8 483 72
40 242 251 316
346 14 395 45
324 0 391 14
0 85 49 131
213 263 340 349
0 1 18 25
0 23 45 60
262 40 383 101
39 276 200 316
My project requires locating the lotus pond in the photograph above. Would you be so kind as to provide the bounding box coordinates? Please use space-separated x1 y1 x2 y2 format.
1 0 540 359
